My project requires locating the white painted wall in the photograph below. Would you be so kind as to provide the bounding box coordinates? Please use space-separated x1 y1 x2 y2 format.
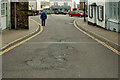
29 0 41 11
88 0 106 28
88 1 97 24
1 17 6 30
29 1 37 10
0 0 2 79
1 2 7 30
0 0 1 30
37 0 41 10
96 2 106 28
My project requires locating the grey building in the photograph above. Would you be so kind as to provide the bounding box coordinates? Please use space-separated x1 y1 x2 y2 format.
88 1 120 32
106 2 120 32
50 0 75 11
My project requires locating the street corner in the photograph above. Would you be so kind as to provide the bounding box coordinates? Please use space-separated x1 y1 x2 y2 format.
1 19 43 55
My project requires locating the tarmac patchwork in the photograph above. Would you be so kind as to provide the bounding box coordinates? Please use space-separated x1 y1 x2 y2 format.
2 15 118 78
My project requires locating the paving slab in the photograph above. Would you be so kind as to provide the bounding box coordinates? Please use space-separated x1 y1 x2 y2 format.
2 17 39 48
75 18 120 48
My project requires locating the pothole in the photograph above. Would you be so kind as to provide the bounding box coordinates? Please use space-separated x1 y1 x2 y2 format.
25 44 77 70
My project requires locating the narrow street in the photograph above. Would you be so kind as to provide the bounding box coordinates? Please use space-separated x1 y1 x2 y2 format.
2 15 118 78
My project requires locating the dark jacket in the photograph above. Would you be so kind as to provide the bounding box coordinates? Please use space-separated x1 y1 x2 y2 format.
41 12 47 20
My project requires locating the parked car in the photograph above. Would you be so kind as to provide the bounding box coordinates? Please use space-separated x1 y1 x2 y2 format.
28 10 33 16
63 11 68 15
69 11 84 17
77 10 88 17
43 8 52 14
39 10 43 14
54 10 68 15
54 10 60 14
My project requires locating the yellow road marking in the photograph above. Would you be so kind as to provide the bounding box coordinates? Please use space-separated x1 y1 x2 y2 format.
74 20 120 55
0 19 43 55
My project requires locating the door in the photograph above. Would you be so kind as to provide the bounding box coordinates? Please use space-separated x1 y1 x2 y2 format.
74 12 78 16
94 7 96 23
1 2 7 30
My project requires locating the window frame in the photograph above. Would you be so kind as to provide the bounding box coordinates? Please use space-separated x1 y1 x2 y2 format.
97 5 104 22
109 2 118 20
1 2 7 17
89 5 93 19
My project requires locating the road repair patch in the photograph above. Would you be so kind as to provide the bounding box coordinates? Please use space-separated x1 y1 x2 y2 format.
25 44 77 70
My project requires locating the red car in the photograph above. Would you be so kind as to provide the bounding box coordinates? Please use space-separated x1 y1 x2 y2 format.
69 11 84 17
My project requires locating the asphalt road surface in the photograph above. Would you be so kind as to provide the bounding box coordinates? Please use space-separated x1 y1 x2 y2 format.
2 15 118 78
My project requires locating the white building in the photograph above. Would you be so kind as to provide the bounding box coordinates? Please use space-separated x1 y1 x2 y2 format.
88 0 120 32
29 0 41 11
88 1 106 28
0 0 1 31
1 0 11 30
50 0 76 11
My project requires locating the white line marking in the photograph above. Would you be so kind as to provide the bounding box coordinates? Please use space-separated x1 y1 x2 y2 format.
24 42 99 44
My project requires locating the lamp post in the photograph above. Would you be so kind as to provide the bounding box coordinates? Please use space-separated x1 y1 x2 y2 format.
84 0 86 22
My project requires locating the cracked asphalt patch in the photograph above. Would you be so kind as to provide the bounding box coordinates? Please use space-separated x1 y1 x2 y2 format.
50 36 69 42
3 15 118 78
25 44 77 70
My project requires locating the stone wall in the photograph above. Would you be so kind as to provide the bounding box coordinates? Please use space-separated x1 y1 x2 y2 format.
11 2 29 29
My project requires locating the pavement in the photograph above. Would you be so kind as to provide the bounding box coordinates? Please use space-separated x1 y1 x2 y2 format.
2 16 40 48
2 16 119 50
75 18 120 50
2 15 118 78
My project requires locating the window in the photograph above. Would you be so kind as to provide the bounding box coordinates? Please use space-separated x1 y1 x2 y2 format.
89 5 93 18
99 6 103 20
64 2 68 6
90 6 93 17
109 2 118 20
75 12 78 13
54 2 58 6
97 6 104 22
1 3 6 16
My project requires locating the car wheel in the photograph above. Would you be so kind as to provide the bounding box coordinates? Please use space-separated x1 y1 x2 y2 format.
79 15 82 18
69 15 72 17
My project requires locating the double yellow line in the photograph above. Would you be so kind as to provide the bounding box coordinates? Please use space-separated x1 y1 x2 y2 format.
1 19 119 55
74 20 120 55
0 19 43 55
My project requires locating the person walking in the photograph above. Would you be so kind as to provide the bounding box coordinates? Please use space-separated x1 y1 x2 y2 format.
40 11 47 26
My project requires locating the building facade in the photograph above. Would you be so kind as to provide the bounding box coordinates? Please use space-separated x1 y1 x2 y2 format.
50 0 75 11
88 1 106 28
29 1 37 10
41 1 50 10
79 0 88 11
106 2 120 32
29 0 41 11
0 0 1 31
88 0 120 32
1 0 11 30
